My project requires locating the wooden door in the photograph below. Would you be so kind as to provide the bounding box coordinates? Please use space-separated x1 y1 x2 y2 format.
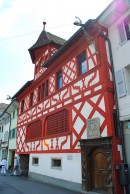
91 148 107 191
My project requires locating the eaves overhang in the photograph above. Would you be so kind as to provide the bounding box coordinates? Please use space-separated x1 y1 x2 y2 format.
42 19 95 68
0 99 19 122
97 0 130 27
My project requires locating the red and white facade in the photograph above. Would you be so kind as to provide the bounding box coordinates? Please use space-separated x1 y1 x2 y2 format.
15 20 123 193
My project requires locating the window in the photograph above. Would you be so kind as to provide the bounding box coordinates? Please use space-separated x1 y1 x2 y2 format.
12 128 16 138
46 109 69 136
56 70 62 89
5 116 10 124
118 15 130 44
9 128 16 139
38 85 41 101
124 64 130 95
29 92 33 107
13 111 15 119
51 158 62 170
0 126 3 133
26 120 42 142
4 131 9 141
21 100 24 113
41 83 45 99
35 65 38 74
116 68 127 97
40 81 48 99
77 51 87 75
45 80 48 97
32 157 39 165
17 108 19 116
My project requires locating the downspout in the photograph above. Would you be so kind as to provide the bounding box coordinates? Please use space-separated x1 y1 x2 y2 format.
89 22 126 163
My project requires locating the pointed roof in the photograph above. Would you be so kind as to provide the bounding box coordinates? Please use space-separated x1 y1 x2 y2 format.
28 30 66 62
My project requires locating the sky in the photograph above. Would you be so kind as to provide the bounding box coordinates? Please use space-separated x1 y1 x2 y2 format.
0 0 113 104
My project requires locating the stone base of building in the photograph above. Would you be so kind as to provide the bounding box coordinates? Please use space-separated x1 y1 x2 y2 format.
28 171 83 193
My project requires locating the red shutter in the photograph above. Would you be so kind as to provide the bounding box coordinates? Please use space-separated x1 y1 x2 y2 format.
46 109 69 136
26 120 42 141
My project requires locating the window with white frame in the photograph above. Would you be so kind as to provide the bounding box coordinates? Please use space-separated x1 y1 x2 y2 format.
118 15 130 44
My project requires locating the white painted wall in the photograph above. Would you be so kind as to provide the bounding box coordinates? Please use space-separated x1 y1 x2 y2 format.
108 8 130 121
29 153 82 184
8 112 17 150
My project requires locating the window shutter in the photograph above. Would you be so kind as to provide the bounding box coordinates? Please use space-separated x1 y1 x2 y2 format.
118 22 127 44
116 69 127 97
26 120 42 141
46 109 69 136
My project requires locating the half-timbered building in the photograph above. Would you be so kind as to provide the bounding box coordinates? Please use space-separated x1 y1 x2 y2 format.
13 20 124 194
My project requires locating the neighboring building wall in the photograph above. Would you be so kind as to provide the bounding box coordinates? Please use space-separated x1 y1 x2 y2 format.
0 103 8 161
1 116 10 160
0 124 4 160
108 8 130 121
8 108 18 169
98 0 130 192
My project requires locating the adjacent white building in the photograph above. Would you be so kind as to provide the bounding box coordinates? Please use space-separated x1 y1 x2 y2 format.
0 100 19 169
0 103 8 161
98 0 130 185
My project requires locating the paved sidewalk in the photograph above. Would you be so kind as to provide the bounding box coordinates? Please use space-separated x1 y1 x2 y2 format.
0 172 101 194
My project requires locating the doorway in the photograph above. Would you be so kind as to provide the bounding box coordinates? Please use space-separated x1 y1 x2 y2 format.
79 137 113 193
19 154 29 177
91 148 107 192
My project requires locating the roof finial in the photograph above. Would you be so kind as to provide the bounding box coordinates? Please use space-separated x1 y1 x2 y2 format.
43 19 46 31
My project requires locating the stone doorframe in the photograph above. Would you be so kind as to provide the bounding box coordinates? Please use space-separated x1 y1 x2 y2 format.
79 136 114 194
